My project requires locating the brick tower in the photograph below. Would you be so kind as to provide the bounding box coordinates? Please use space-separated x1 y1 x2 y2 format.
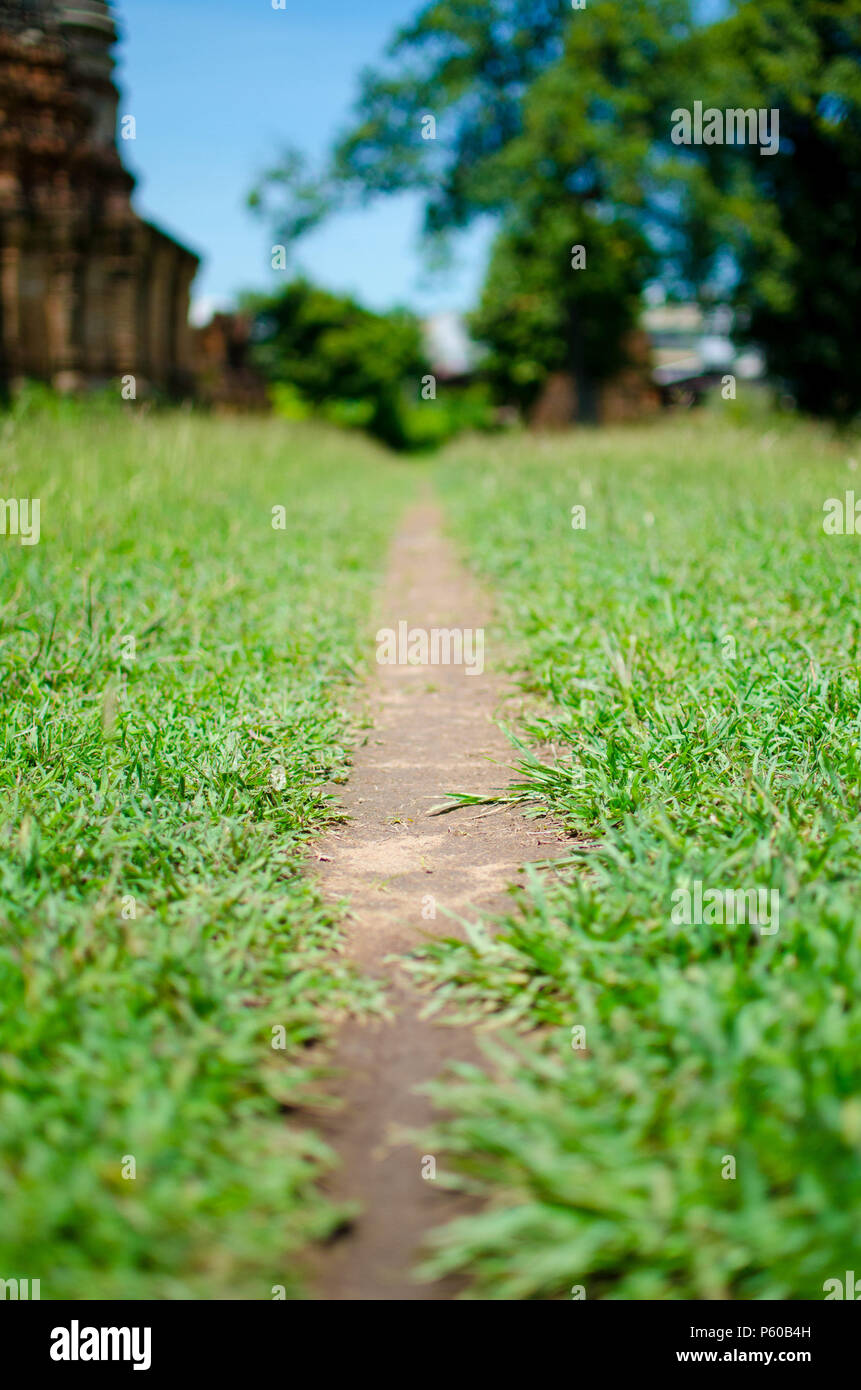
0 0 199 396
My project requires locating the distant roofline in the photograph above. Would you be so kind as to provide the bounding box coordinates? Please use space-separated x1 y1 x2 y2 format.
141 218 202 268
56 2 117 36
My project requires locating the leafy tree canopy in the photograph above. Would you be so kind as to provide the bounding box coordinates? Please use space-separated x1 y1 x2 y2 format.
252 0 861 420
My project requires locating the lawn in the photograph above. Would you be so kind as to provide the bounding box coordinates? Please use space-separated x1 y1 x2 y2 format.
406 409 861 1299
3 400 858 1302
0 405 412 1298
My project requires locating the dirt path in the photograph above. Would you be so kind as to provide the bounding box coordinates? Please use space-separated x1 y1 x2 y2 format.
307 498 566 1300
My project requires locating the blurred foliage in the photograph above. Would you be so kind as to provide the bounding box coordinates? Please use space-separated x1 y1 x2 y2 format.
244 279 497 450
396 381 500 449
253 0 687 421
678 0 861 420
244 281 423 409
253 0 861 423
471 205 655 417
4 381 131 422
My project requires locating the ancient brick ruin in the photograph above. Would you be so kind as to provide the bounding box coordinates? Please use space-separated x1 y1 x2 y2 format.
0 0 199 398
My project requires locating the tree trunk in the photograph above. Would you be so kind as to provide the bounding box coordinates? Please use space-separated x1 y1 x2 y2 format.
566 302 600 424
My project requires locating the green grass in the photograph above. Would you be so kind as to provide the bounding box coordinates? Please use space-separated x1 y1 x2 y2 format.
5 401 859 1301
0 408 412 1298
405 411 861 1299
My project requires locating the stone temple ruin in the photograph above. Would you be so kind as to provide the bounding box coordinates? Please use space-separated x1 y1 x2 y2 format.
0 0 199 398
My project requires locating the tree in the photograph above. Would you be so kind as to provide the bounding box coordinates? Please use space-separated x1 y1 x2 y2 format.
253 0 693 422
472 203 655 417
680 0 861 419
244 280 427 449
253 0 861 422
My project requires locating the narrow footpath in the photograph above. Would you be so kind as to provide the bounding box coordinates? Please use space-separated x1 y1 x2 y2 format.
308 499 566 1300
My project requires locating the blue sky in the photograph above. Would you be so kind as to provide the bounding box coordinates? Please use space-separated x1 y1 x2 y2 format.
117 0 492 321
